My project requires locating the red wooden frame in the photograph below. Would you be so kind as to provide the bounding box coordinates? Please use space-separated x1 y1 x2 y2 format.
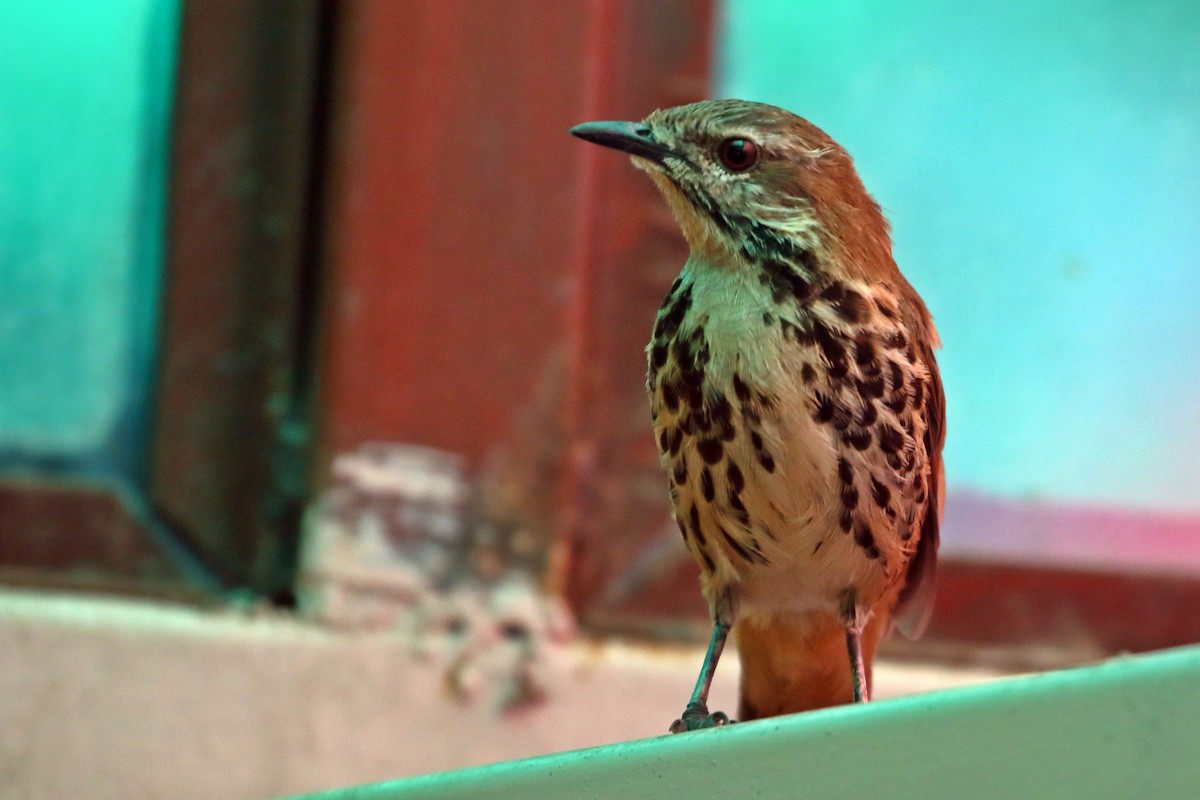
315 0 714 614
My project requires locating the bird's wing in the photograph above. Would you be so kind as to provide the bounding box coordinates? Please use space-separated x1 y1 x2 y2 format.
893 330 945 640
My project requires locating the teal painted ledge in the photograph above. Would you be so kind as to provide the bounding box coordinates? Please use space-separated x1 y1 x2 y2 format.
279 645 1200 799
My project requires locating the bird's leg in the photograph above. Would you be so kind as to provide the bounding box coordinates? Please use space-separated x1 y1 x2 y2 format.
840 588 870 703
845 624 869 703
669 619 734 733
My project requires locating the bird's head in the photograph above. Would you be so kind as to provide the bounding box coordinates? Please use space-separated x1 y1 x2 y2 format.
570 99 893 278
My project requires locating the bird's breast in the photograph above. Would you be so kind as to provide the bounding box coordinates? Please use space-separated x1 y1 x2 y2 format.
647 257 933 617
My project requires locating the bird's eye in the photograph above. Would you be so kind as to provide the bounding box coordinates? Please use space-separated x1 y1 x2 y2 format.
716 137 759 172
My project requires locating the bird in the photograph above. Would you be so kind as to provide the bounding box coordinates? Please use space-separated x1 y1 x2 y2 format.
569 99 944 731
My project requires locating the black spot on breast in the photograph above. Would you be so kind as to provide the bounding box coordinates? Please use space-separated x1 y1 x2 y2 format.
870 476 891 509
911 378 926 408
697 438 724 464
857 374 886 399
801 363 816 384
885 389 908 414
732 373 751 403
854 524 881 559
854 524 875 549
859 402 879 426
883 330 907 351
710 394 735 440
672 338 695 375
762 311 774 326
854 336 877 366
728 490 749 522
701 467 715 501
760 259 813 303
750 430 764 451
828 358 850 381
758 450 776 472
673 461 688 484
689 503 705 545
878 425 905 454
792 321 812 346
845 429 872 450
837 457 854 484
661 380 681 412
650 343 667 371
796 247 820 275
820 282 846 304
823 284 870 323
813 393 836 423
811 324 850 378
840 484 859 510
658 427 683 455
839 509 853 532
720 526 769 565
654 284 693 340
727 461 745 493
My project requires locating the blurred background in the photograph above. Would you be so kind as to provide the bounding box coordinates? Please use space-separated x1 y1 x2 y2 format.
1 1 1198 798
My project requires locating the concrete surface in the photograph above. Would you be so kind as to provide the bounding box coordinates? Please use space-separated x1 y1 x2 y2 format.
0 588 1006 800
287 645 1200 800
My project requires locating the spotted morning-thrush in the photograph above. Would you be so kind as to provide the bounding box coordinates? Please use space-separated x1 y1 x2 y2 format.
570 99 945 731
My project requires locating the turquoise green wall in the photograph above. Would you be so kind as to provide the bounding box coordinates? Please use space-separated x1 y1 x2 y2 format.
0 0 178 478
719 0 1200 514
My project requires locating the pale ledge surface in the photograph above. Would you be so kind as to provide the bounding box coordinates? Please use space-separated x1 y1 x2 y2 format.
0 588 1007 800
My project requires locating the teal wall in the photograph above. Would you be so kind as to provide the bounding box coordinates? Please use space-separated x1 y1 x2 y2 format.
0 0 179 478
719 0 1200 514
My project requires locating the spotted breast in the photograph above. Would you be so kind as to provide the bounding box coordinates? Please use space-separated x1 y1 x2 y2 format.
648 252 939 631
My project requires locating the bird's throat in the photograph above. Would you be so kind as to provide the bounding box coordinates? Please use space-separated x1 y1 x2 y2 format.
639 163 733 262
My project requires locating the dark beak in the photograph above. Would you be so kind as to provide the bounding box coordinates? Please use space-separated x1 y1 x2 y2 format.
569 120 675 164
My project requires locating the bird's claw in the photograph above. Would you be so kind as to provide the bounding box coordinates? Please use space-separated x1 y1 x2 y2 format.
668 702 735 733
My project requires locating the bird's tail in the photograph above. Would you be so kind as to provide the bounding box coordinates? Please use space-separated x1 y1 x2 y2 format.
736 610 890 720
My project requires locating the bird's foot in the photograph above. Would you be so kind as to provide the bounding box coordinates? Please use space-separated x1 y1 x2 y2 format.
668 701 735 733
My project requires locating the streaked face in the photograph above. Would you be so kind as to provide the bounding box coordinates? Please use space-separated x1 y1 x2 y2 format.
574 100 848 259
